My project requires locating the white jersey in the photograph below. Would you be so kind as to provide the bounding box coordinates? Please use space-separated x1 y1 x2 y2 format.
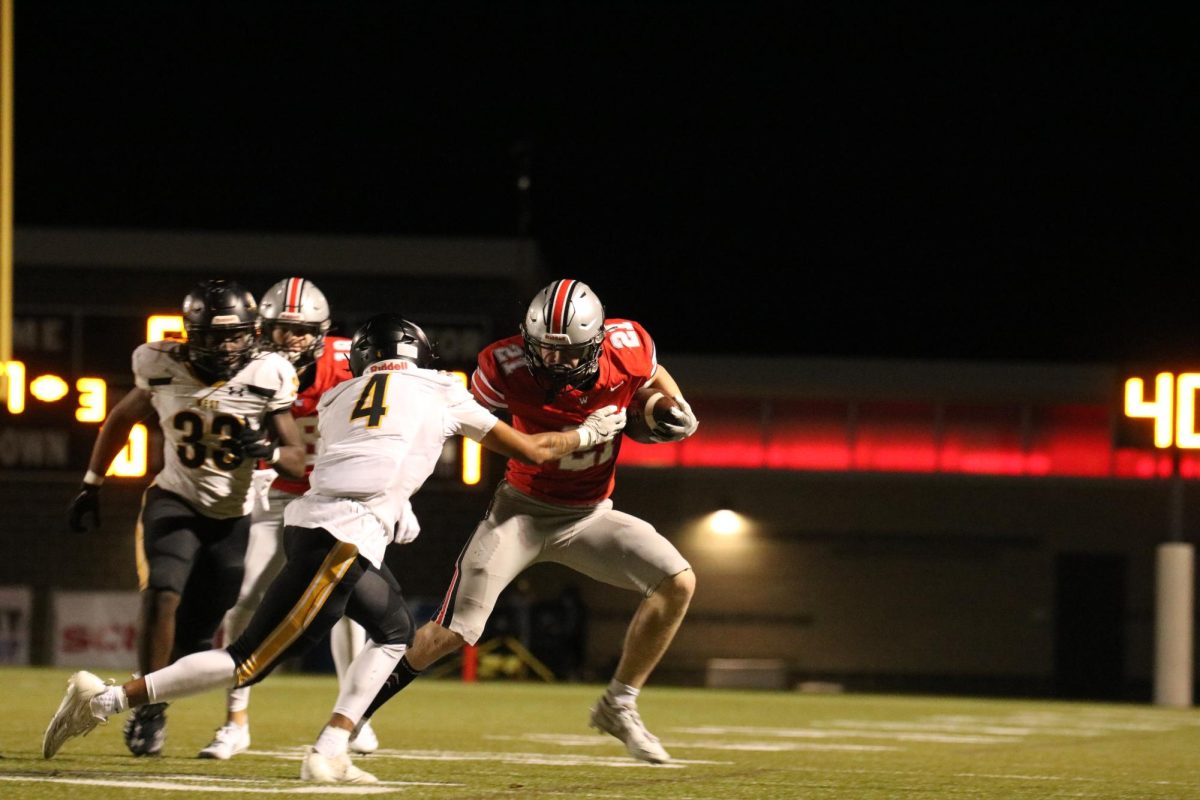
133 341 299 519
284 358 498 568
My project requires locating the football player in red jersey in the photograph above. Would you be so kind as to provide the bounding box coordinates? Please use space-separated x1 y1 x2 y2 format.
197 277 396 759
354 278 700 764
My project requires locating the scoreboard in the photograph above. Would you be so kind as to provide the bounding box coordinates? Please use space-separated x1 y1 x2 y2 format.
1117 367 1200 453
0 310 490 484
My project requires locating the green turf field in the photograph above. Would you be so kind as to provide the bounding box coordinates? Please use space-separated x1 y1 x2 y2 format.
3 667 1199 799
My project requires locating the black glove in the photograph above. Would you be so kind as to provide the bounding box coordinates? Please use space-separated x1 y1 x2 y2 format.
67 483 101 533
232 425 278 463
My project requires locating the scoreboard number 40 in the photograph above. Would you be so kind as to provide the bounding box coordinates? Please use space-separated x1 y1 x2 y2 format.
1124 372 1200 449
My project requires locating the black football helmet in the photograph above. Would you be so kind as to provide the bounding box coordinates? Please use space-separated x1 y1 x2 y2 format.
349 313 436 376
521 279 606 392
181 279 260 381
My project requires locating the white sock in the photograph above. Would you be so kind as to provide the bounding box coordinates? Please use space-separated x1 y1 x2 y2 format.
91 686 129 717
314 725 351 758
606 679 640 707
144 649 237 704
330 617 367 681
331 640 406 722
222 603 255 712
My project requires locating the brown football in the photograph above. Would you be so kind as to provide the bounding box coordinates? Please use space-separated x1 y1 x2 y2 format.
624 386 681 444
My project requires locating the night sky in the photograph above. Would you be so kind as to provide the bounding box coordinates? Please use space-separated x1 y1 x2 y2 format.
11 2 1198 362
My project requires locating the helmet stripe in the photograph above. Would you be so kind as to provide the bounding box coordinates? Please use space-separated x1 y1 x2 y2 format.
548 279 576 335
285 277 305 312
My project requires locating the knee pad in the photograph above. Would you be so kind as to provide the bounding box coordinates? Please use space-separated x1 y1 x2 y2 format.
380 602 416 648
147 557 192 595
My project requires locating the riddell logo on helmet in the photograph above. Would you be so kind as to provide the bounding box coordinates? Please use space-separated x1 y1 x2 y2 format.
368 362 410 372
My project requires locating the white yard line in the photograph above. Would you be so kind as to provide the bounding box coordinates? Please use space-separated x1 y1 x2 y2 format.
486 733 893 753
671 725 1013 744
0 774 436 794
252 746 702 769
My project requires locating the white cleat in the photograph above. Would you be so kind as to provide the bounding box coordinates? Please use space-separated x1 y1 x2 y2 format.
43 670 109 759
589 695 671 764
197 722 250 760
348 719 379 754
300 747 378 784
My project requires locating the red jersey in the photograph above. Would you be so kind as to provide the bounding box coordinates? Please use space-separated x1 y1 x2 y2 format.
271 336 355 495
470 319 658 506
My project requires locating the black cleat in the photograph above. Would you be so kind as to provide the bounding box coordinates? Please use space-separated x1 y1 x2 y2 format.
123 702 168 756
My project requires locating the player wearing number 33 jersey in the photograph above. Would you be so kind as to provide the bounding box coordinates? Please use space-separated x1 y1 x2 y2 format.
64 279 308 758
134 336 298 518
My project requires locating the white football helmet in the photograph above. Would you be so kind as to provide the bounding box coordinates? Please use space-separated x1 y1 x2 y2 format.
258 277 332 367
521 279 606 392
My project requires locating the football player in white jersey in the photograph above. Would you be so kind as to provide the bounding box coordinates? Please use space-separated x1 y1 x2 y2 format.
65 279 307 757
45 313 627 784
200 277 389 760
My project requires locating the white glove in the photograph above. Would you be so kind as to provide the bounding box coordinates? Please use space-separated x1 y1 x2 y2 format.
653 395 699 442
391 500 421 545
251 468 278 511
576 404 627 448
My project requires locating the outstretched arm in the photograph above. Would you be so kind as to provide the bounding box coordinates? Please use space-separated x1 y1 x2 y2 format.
82 387 156 480
480 405 627 465
67 387 156 532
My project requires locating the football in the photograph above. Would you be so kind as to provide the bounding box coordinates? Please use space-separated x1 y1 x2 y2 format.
624 386 682 444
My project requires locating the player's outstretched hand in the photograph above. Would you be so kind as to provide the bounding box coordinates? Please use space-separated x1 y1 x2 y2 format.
67 484 101 533
577 404 627 448
653 395 700 442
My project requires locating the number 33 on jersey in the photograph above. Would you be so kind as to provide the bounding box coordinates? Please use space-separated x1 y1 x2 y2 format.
133 341 299 518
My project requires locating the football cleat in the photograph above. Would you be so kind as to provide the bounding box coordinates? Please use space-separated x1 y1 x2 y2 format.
588 694 671 764
348 719 379 754
300 747 378 783
123 701 168 756
42 670 109 758
197 722 250 760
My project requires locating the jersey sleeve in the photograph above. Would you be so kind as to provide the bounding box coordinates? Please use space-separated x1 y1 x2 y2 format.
131 342 176 390
447 379 501 442
325 336 355 383
263 354 300 412
608 319 659 386
469 343 510 411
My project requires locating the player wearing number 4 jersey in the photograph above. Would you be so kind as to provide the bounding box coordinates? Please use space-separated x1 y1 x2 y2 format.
200 277 387 761
45 313 627 784
355 278 700 765
64 279 307 758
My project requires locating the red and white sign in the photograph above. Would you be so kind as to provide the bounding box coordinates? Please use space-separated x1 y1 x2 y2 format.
52 590 140 670
0 586 33 665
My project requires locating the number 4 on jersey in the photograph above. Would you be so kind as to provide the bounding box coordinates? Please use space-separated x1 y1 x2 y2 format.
350 374 390 427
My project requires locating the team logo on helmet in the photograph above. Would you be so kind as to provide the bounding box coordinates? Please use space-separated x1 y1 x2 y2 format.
349 313 437 377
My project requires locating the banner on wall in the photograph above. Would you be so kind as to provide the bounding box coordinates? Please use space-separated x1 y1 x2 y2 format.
0 586 33 665
52 590 140 670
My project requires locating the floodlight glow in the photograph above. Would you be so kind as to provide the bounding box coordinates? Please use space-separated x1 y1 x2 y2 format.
709 509 744 536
